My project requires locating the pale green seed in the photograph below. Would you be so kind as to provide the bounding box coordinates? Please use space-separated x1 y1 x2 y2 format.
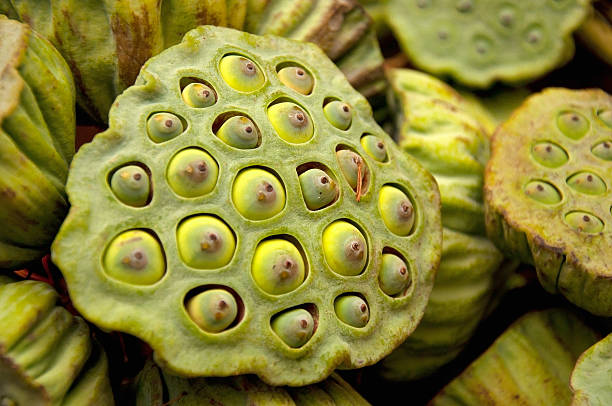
277 66 314 95
103 230 165 285
187 289 237 333
379 253 411 296
361 135 388 162
592 140 612 160
182 83 216 108
271 308 314 348
232 168 285 220
298 168 338 210
531 142 568 168
378 186 415 236
251 239 305 295
177 216 236 269
147 112 184 143
557 111 589 139
217 116 259 149
268 102 314 143
166 148 218 198
219 55 265 92
334 295 369 328
524 180 562 204
567 172 607 195
322 221 367 276
565 212 604 233
110 165 150 207
323 100 352 130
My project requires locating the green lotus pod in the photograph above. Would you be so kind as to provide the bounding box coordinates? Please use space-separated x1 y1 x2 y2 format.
571 332 612 405
373 0 589 88
133 360 371 405
0 279 114 405
324 100 353 130
0 16 75 269
216 115 259 149
271 308 315 348
361 135 388 162
186 289 238 333
298 168 338 210
146 112 184 143
378 253 411 297
51 26 441 385
176 215 236 269
430 309 600 405
485 88 612 316
322 221 368 277
252 239 306 295
110 165 150 207
277 66 314 95
378 185 415 236
1 0 383 122
334 295 369 328
181 82 216 108
268 102 314 144
167 148 219 198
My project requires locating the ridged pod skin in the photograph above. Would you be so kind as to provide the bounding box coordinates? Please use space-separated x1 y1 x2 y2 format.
429 309 600 405
484 88 612 316
0 0 384 122
370 0 589 88
0 278 114 405
133 360 371 405
51 26 442 386
379 69 515 380
571 332 612 405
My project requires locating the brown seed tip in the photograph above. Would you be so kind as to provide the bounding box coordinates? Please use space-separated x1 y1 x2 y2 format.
583 215 590 222
300 319 308 328
245 126 253 133
399 266 407 275
377 142 384 149
537 184 544 191
342 104 349 113
296 69 304 76
320 176 329 184
165 119 173 128
360 303 367 312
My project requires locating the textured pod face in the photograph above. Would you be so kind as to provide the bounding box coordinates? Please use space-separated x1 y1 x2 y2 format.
51 26 441 386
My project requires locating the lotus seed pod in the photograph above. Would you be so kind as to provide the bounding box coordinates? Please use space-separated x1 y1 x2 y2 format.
485 88 612 316
182 82 216 108
334 295 369 328
110 165 150 207
0 16 75 270
252 239 305 295
219 55 265 92
147 112 184 143
232 168 286 220
268 102 314 144
216 116 259 149
298 168 338 210
51 26 442 385
532 142 569 168
324 100 353 130
378 186 415 236
103 230 165 285
361 135 388 162
592 140 612 160
0 279 114 405
322 221 367 276
571 332 612 406
167 148 218 198
177 216 235 269
375 0 589 88
277 66 314 95
430 309 599 406
378 253 411 296
186 289 238 333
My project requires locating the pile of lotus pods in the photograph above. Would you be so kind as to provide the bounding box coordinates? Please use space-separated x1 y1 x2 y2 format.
1 1 611 405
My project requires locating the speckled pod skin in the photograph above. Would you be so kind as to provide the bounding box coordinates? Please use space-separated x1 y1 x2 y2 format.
0 0 384 123
485 88 612 316
429 309 600 406
0 16 75 270
571 332 612 405
51 26 442 385
0 277 114 405
379 69 513 380
133 360 371 405
372 0 589 88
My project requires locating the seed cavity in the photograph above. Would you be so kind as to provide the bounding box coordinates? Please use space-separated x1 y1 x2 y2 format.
379 253 412 296
565 211 604 233
147 112 184 143
110 165 150 207
524 180 562 204
232 168 285 220
103 230 165 285
181 82 216 108
268 102 314 144
219 55 265 92
378 185 415 236
252 239 306 295
167 148 218 198
216 115 260 149
531 141 568 168
177 216 236 269
271 308 315 348
334 295 369 328
322 221 367 276
277 66 314 95
592 140 612 161
323 100 352 130
557 110 589 139
566 171 607 195
298 168 338 210
361 135 388 162
186 289 238 333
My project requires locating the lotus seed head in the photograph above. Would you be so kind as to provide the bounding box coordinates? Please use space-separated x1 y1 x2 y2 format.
378 186 415 236
361 135 388 162
334 295 369 328
267 102 314 144
531 142 568 167
592 140 612 160
110 165 150 207
278 66 314 95
379 253 411 296
566 171 607 195
252 239 306 295
598 109 612 128
557 111 589 139
187 289 238 333
271 308 314 348
147 112 184 143
298 168 338 210
322 221 367 276
103 230 165 285
177 216 236 269
565 211 604 233
217 116 259 149
182 82 216 108
167 148 218 198
323 100 352 130
524 180 562 204
232 168 285 220
219 55 265 92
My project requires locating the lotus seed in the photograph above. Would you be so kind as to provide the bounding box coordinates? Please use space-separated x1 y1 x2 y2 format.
219 55 265 92
379 253 411 296
336 150 368 199
322 221 367 276
557 111 589 139
378 185 415 236
252 239 305 295
271 308 314 348
592 141 612 161
334 295 369 328
323 100 352 130
567 171 607 195
217 116 259 149
526 26 543 44
277 66 314 95
524 180 562 204
499 8 515 27
531 142 569 167
456 0 472 12
232 168 285 220
167 148 218 198
598 109 612 128
182 82 216 108
267 102 314 144
110 165 150 207
361 135 388 162
565 211 604 233
103 230 165 285
177 216 235 269
298 168 338 210
147 112 184 143
187 289 238 333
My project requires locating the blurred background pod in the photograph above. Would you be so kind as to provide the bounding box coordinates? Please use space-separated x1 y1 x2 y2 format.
571 332 612 405
0 16 75 270
0 0 385 123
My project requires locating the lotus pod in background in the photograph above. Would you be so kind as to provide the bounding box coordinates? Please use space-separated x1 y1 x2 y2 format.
0 16 75 270
51 26 442 385
571 332 612 405
133 360 371 405
373 0 589 88
485 88 612 316
0 277 114 405
429 309 600 406
0 0 384 123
